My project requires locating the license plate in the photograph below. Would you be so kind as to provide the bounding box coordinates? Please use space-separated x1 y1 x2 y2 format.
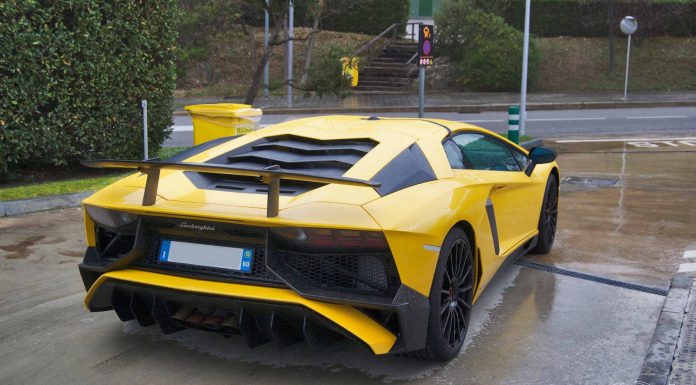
158 240 254 272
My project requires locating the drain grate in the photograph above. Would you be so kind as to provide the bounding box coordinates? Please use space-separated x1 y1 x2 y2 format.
669 292 696 385
562 176 619 187
515 259 668 296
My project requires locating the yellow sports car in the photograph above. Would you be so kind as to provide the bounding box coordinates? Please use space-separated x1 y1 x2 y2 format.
79 116 559 361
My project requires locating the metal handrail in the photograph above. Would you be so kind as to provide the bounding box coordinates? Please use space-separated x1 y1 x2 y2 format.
351 23 399 57
406 51 419 65
350 22 421 66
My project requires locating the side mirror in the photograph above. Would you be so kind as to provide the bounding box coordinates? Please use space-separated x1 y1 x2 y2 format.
525 147 556 176
529 147 557 164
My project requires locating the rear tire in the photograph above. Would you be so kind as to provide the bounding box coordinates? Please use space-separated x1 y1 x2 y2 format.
531 174 558 254
409 228 475 361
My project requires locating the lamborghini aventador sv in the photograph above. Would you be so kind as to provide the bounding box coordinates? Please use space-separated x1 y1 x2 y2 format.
79 116 559 361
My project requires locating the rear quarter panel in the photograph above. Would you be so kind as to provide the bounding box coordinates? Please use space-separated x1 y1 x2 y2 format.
363 178 496 298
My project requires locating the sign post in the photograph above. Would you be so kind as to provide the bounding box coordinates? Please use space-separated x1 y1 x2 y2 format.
141 99 148 160
418 24 434 118
620 16 638 100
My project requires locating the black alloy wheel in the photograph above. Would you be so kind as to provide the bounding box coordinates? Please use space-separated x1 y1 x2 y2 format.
409 228 474 361
440 238 474 350
531 174 558 254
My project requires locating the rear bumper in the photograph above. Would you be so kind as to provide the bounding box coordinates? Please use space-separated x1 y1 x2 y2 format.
81 267 428 355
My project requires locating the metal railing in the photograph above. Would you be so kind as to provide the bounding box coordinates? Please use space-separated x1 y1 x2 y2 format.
350 22 420 66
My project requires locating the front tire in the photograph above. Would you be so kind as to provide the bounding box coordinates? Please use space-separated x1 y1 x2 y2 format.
410 228 475 361
531 174 558 254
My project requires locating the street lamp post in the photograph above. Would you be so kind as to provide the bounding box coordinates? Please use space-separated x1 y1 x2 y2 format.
519 0 531 137
263 0 269 98
287 0 294 106
620 16 638 100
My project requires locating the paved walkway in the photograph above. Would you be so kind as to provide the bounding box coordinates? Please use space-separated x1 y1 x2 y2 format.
174 91 696 114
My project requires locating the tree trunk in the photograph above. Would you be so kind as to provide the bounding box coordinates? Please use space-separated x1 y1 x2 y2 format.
300 0 325 86
244 45 273 105
250 28 257 72
607 1 616 73
243 4 288 105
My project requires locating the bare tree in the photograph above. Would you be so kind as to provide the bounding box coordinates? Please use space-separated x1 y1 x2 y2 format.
244 2 288 104
243 0 321 104
300 0 325 86
243 0 394 104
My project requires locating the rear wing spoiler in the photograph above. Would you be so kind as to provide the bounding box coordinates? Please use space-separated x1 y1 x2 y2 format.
81 160 379 217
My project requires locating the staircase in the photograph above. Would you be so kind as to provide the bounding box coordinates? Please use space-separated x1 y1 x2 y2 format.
354 42 418 92
350 23 420 93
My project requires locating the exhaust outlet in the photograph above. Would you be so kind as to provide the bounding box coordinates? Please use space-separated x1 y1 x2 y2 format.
171 304 195 322
201 309 227 329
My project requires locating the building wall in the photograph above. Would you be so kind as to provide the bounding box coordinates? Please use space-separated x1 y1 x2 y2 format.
409 0 441 19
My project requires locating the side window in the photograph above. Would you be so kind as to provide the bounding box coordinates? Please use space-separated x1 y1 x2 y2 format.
510 147 530 170
451 133 521 171
443 139 465 169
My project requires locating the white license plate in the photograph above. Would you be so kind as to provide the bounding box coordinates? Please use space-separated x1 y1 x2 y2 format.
158 240 254 272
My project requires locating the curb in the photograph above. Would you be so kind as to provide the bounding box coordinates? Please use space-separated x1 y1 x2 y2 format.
174 100 696 116
1 139 543 217
519 138 543 149
0 191 93 218
637 274 694 385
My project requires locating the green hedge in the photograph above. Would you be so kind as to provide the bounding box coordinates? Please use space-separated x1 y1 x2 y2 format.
0 0 178 178
456 11 539 91
321 0 409 35
241 0 409 35
499 0 696 37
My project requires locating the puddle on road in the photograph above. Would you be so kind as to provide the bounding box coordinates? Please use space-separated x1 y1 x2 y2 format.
0 235 47 259
122 267 522 383
534 143 696 289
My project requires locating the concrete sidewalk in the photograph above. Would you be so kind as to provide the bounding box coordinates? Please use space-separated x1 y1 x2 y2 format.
638 271 696 385
174 91 696 115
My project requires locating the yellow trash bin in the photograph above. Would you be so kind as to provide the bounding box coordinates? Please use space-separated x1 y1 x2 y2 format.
341 57 360 87
185 103 263 145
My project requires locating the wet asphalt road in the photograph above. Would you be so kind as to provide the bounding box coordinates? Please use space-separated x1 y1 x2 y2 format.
165 106 696 147
1 140 695 384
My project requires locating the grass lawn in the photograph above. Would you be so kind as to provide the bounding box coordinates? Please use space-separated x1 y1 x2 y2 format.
536 36 696 92
0 146 188 202
500 133 533 143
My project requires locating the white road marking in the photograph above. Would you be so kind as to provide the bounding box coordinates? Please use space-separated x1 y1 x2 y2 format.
556 137 696 143
528 117 606 122
625 115 689 120
684 250 696 259
462 119 504 123
678 263 696 273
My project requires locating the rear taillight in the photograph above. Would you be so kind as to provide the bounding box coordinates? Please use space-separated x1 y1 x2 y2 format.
86 205 138 228
87 206 139 263
271 227 388 250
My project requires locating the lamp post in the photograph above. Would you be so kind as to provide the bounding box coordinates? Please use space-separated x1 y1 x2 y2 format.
287 0 294 106
620 16 638 100
519 0 531 136
263 0 269 98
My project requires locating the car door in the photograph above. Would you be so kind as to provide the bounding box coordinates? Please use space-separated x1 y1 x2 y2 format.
446 133 540 255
